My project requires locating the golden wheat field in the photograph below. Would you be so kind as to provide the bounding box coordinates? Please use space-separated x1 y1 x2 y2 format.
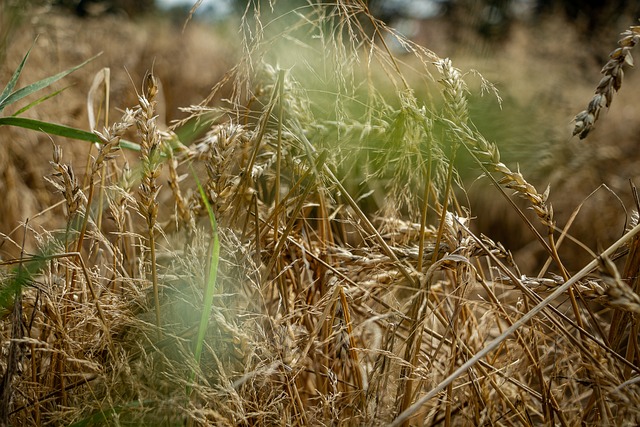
2 1 640 425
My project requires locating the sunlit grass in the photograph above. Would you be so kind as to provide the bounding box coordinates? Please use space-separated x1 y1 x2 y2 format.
1 2 640 426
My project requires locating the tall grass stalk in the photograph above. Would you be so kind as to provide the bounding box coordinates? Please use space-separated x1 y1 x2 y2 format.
188 171 220 395
5 3 640 425
136 73 163 336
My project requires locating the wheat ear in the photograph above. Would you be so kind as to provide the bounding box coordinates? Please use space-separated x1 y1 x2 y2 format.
573 25 640 139
136 73 163 336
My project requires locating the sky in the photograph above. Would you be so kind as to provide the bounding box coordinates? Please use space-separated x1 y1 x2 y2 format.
153 0 447 21
155 0 233 16
154 0 443 20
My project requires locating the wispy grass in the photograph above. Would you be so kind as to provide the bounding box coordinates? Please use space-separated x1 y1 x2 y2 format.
2 2 640 426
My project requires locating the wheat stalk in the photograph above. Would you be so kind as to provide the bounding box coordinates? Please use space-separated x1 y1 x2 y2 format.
136 73 163 336
9 3 640 425
573 25 640 139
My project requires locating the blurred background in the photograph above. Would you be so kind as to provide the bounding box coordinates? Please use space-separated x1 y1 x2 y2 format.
1 0 640 271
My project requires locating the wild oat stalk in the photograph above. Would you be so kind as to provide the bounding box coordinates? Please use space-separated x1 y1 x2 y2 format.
573 25 640 139
136 73 163 336
437 57 559 330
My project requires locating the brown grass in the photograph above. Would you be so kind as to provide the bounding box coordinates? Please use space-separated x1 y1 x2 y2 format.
2 2 640 426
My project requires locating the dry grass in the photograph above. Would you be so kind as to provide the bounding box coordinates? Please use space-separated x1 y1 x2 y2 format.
2 2 640 426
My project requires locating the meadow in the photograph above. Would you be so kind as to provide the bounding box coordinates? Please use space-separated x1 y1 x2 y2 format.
1 1 640 425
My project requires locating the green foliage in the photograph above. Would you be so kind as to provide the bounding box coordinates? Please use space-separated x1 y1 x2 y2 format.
188 170 221 393
0 40 98 114
0 41 142 151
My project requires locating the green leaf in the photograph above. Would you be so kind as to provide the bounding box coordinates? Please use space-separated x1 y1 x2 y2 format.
0 255 47 311
0 52 101 113
0 38 36 107
12 85 72 116
0 117 141 151
0 116 99 140
66 400 151 427
187 168 220 395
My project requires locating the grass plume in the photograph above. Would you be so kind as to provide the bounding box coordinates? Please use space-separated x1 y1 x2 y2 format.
2 2 640 426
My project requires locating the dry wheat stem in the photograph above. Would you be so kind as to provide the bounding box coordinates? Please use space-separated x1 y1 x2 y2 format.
466 219 639 378
390 219 640 426
453 123 591 347
10 3 640 425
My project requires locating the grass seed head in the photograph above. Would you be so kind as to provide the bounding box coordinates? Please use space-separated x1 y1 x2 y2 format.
573 25 640 139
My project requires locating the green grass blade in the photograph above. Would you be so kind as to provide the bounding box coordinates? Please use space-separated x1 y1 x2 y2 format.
0 254 47 311
0 38 36 108
0 117 141 151
188 169 220 393
0 116 100 141
0 52 100 112
12 85 71 116
66 400 151 427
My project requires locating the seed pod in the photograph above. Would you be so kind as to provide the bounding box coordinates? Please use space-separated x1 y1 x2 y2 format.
144 72 158 101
